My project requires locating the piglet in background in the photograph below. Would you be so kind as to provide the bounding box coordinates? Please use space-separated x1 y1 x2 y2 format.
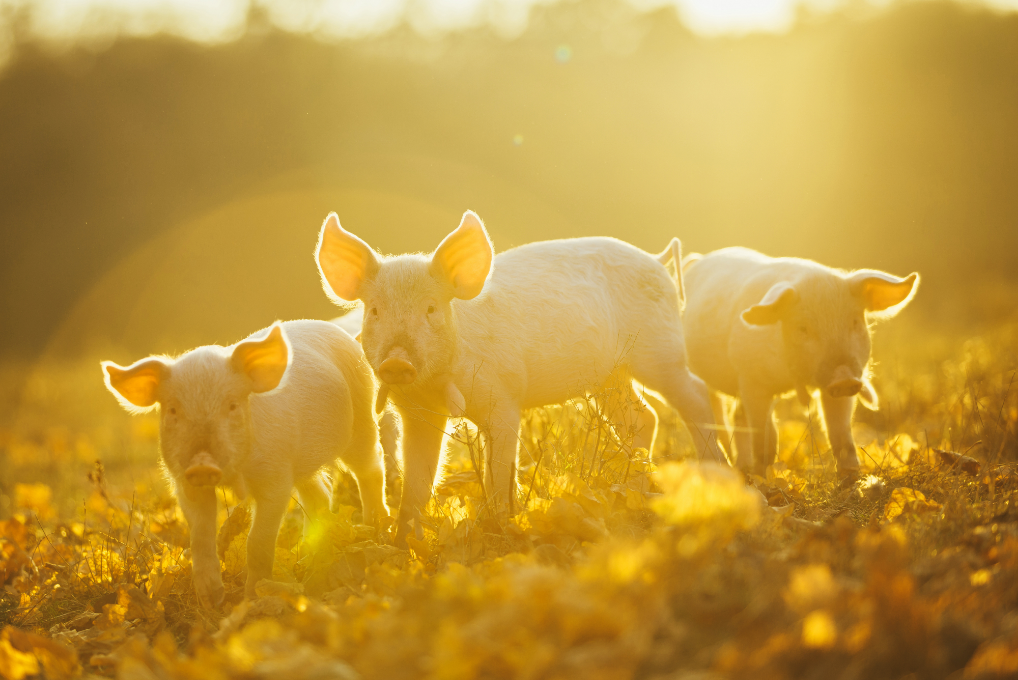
678 247 919 480
102 320 387 606
332 307 402 503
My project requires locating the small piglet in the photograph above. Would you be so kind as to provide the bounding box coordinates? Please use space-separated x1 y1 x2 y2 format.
102 320 387 606
680 247 919 479
332 308 402 499
316 210 726 546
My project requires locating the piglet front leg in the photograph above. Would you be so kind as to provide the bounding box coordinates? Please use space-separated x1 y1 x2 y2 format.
244 484 291 598
820 392 861 483
177 482 224 609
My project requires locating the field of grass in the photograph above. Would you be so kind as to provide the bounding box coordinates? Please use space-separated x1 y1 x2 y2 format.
1 318 1017 680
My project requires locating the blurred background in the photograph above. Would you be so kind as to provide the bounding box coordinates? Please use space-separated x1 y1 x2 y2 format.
1 0 1017 436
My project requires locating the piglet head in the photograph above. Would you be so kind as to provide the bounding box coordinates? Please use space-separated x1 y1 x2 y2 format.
316 210 493 389
741 267 918 406
102 324 291 488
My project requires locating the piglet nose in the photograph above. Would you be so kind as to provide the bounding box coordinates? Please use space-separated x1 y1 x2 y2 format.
185 452 222 487
826 365 864 399
379 357 417 385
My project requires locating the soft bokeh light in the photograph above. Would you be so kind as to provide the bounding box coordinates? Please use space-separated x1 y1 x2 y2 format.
5 0 1018 55
7 0 248 42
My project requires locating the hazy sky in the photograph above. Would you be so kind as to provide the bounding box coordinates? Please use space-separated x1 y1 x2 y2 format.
2 0 1017 76
3 0 1018 48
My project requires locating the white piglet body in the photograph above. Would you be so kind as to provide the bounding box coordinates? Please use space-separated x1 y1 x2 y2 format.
682 247 919 479
316 211 726 547
103 320 386 606
248 323 355 483
455 238 688 409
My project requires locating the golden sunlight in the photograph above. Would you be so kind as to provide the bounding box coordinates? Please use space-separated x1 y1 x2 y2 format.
6 0 1018 48
3 0 1018 677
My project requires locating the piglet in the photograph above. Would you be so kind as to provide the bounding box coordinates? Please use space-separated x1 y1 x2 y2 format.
102 320 387 606
316 210 726 547
679 247 919 479
332 308 402 502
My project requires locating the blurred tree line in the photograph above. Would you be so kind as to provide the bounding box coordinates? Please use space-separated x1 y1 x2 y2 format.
1 0 1016 366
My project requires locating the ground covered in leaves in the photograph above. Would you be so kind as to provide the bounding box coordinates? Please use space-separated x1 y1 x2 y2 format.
2 322 1018 680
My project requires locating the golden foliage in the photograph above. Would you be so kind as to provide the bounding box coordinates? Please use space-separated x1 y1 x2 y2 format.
1 324 1018 679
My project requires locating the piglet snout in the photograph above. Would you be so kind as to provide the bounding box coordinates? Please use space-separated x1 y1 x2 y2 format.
185 452 222 487
826 365 864 399
378 348 417 385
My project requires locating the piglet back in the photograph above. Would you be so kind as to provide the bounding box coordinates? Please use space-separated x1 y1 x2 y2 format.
248 320 367 472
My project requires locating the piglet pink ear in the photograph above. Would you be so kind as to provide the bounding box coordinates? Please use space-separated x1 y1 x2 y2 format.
232 324 290 393
316 213 381 302
430 210 493 300
742 282 798 326
102 358 168 412
848 270 919 315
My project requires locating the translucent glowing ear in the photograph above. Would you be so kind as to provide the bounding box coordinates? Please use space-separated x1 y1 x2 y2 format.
232 324 290 393
848 270 919 315
102 358 168 412
430 210 493 300
316 213 381 302
742 282 798 326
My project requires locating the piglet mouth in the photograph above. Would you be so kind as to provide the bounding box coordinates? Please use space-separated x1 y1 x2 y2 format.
825 365 864 399
184 452 222 487
378 347 418 385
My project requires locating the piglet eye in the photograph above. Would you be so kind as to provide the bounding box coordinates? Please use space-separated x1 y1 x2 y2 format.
169 407 176 415
427 305 436 314
370 307 378 317
229 403 237 412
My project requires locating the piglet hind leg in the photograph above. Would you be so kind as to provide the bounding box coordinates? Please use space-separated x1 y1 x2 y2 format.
342 442 389 531
738 380 778 477
637 363 728 465
295 473 331 533
608 383 658 456
731 400 753 472
820 392 862 484
709 391 737 458
479 404 523 522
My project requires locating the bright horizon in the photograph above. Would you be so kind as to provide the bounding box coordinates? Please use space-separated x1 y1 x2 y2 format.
3 0 1018 53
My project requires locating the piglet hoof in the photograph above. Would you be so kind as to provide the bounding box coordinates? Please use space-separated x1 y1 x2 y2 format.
393 514 422 549
837 467 861 489
374 515 396 545
736 454 766 478
194 570 225 610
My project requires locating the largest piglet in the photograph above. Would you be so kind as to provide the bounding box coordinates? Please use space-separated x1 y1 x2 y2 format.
316 210 726 546
681 247 919 479
102 320 387 606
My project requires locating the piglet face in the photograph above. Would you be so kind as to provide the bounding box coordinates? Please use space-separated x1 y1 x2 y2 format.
776 276 871 395
317 211 493 388
358 257 458 387
156 351 255 485
742 268 918 402
102 324 290 488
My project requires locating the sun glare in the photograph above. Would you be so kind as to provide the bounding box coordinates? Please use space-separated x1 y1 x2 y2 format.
4 0 1018 50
